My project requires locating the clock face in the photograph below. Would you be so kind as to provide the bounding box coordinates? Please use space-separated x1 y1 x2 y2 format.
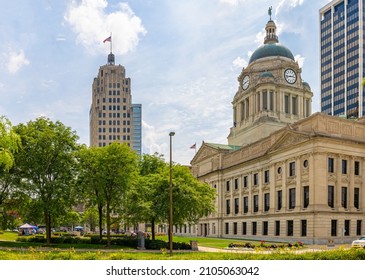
284 68 297 84
242 75 250 90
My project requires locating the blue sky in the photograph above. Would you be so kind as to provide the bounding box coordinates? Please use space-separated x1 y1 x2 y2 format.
0 0 332 165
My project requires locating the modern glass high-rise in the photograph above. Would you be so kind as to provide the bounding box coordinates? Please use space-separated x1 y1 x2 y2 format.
320 0 364 118
131 104 142 155
89 52 142 155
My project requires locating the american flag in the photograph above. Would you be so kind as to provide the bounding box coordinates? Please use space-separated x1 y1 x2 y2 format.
103 36 111 43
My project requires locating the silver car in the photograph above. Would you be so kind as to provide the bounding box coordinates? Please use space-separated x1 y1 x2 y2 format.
352 236 365 248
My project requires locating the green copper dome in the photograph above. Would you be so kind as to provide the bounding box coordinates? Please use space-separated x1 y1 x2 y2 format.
249 42 295 64
259 71 274 78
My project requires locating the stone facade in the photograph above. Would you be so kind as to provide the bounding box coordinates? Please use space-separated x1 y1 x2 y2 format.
189 17 365 245
192 113 365 244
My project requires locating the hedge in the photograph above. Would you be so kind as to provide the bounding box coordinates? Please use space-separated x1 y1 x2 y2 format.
16 235 192 250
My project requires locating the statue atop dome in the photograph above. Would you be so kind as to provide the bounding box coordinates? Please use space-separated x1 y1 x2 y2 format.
268 6 272 20
264 13 278 44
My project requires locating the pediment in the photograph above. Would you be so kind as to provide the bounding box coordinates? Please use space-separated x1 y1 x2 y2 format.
267 130 311 154
191 144 222 164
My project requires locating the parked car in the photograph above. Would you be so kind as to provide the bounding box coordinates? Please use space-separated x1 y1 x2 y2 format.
351 236 365 248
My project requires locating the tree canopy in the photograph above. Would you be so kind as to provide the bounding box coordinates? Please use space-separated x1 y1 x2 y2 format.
127 153 216 239
0 116 21 171
77 142 138 247
14 117 80 244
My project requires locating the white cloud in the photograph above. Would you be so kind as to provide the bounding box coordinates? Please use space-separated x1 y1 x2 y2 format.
219 0 240 5
276 0 305 15
142 120 166 156
64 0 146 55
232 56 247 69
6 50 30 74
294 54 305 68
255 30 265 45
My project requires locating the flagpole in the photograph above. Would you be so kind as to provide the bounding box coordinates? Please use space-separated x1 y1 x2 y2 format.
110 32 112 54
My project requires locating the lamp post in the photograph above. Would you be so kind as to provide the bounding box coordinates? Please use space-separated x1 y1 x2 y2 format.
169 131 175 257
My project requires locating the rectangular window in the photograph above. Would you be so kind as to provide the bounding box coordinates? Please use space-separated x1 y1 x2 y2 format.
303 186 309 208
289 161 296 176
331 220 337 236
225 223 229 235
328 186 334 208
226 199 230 215
252 222 257 235
270 91 274 111
287 220 294 236
342 159 347 174
289 188 296 209
341 187 347 208
242 222 247 235
243 176 248 188
354 188 360 209
234 198 239 214
263 221 268 236
275 221 280 236
234 178 239 189
301 220 307 236
292 96 297 115
253 173 259 186
354 161 360 175
285 95 289 113
253 195 259 212
264 170 270 183
233 222 238 235
226 180 230 192
328 157 334 173
264 193 270 212
344 220 350 236
263 91 268 110
243 196 248 213
357 220 362 236
277 190 282 210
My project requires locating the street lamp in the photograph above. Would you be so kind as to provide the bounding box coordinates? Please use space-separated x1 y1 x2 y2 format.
169 131 175 257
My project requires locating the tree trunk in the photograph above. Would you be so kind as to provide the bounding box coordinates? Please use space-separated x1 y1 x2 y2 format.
45 212 51 245
151 218 155 240
106 203 111 248
98 204 103 241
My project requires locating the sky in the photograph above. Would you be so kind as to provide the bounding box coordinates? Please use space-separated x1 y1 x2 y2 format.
0 0 333 165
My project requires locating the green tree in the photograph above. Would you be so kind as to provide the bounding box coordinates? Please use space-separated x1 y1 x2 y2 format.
82 207 99 232
125 153 167 240
77 143 138 247
0 117 21 222
76 146 104 239
14 117 80 245
0 116 21 171
62 211 81 230
127 154 216 240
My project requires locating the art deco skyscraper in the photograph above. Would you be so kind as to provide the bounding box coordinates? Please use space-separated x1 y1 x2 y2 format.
89 51 142 155
320 0 364 118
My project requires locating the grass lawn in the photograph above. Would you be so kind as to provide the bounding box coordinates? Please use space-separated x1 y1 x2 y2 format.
0 231 19 241
2 231 365 260
1 231 261 250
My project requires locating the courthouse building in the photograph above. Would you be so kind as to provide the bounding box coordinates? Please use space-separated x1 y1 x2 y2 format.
190 16 365 244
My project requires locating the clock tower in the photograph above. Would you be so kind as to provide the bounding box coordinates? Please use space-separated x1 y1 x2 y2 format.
228 17 313 146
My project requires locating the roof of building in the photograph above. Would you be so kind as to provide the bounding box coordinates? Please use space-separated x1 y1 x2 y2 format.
303 81 311 90
204 143 241 151
249 42 295 64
